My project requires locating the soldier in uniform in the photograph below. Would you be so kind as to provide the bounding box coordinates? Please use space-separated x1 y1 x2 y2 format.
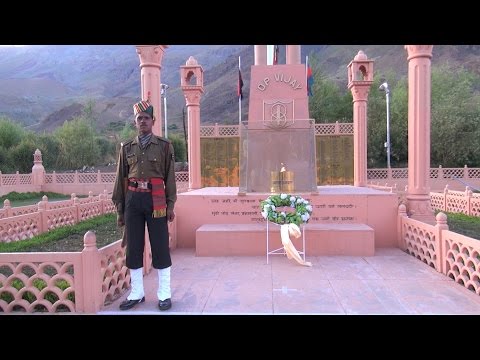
112 99 177 311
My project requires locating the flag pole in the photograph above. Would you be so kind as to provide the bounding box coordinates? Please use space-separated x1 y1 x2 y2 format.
238 56 241 125
305 55 308 97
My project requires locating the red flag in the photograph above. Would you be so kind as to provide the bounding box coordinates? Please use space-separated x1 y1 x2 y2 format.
238 69 244 99
307 65 314 97
273 45 279 65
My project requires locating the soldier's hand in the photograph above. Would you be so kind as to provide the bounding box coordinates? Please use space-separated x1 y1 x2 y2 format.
117 213 125 227
167 208 175 222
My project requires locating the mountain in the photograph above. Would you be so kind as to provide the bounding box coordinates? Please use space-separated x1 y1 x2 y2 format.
0 45 478 133
0 45 248 132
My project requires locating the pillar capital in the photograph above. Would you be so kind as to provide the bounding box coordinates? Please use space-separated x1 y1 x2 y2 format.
183 90 203 106
405 45 433 61
349 85 371 102
136 45 168 69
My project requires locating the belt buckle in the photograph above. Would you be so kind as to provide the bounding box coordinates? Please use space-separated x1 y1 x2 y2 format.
138 181 149 190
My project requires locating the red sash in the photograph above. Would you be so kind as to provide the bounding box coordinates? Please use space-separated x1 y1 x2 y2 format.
151 177 167 218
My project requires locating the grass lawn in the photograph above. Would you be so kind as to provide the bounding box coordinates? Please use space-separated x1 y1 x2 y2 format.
0 213 121 253
442 212 480 241
0 191 86 207
7 196 71 207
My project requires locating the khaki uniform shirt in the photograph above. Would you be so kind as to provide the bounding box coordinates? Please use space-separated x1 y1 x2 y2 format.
112 135 177 215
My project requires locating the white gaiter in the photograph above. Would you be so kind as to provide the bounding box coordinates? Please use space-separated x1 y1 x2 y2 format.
127 267 145 300
157 266 171 301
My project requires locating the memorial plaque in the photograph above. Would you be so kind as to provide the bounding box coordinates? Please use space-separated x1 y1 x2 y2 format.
201 138 239 187
316 135 353 185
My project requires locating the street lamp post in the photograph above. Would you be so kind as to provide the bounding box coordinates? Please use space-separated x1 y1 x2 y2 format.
160 83 169 138
379 81 391 169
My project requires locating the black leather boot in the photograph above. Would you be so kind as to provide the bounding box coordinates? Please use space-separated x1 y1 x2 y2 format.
119 296 145 310
158 298 172 311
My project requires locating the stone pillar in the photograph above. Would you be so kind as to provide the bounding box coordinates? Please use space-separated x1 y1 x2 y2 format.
347 51 374 187
286 45 301 64
81 230 102 313
31 149 45 186
254 45 267 65
405 45 435 223
136 45 168 137
180 57 205 190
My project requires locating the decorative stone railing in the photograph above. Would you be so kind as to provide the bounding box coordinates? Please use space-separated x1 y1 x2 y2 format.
0 171 191 197
367 166 480 192
0 212 177 313
0 231 128 313
398 205 480 297
4 166 478 197
0 191 115 242
430 186 480 217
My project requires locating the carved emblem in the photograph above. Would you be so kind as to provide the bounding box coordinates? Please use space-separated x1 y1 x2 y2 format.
263 100 294 129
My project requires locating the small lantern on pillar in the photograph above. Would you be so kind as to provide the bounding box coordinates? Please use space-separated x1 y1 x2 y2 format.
180 56 204 89
347 50 374 88
180 56 205 190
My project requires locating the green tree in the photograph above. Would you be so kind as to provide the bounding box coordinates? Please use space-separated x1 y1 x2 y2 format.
83 99 97 126
367 65 480 168
36 134 61 170
119 122 136 142
54 117 100 169
430 64 480 167
0 145 13 172
389 77 408 166
10 136 37 173
367 72 407 168
0 117 25 150
96 137 116 164
308 56 353 123
169 133 186 163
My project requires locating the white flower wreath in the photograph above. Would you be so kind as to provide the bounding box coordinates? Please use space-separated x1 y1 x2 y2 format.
260 193 313 226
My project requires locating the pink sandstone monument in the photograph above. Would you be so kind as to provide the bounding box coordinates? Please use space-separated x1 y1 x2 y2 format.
136 44 435 260
240 45 317 194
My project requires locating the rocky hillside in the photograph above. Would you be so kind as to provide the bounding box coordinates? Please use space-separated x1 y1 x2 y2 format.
0 45 478 133
0 45 248 132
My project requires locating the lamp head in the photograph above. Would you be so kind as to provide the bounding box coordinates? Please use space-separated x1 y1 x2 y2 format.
160 83 169 96
379 81 389 92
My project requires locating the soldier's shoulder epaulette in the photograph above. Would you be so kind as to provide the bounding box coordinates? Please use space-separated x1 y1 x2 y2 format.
122 139 134 147
155 135 171 144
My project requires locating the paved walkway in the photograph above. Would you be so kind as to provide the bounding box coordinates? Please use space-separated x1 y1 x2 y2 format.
99 248 480 315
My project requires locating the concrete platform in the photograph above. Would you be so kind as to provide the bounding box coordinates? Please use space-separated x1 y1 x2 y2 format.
176 186 398 249
196 223 375 256
98 248 480 315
